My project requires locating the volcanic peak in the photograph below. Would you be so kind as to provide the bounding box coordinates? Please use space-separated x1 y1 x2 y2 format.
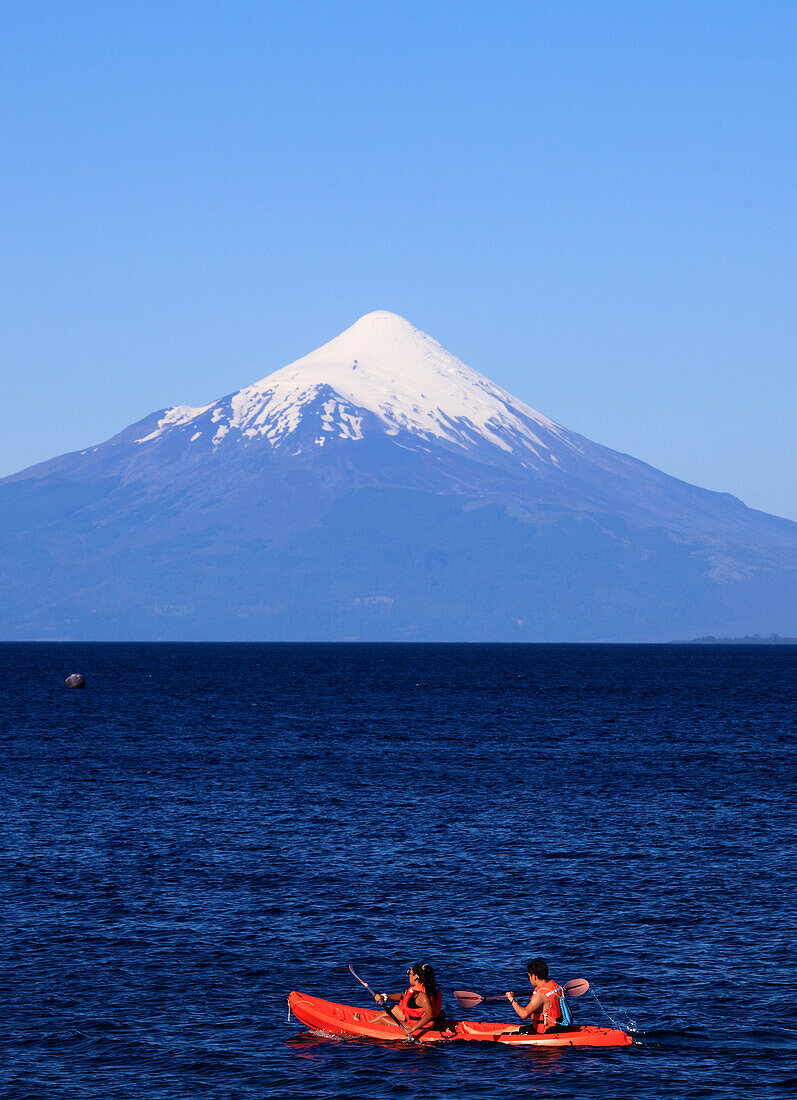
136 311 568 464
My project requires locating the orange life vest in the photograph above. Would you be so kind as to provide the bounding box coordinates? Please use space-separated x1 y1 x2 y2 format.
530 980 563 1032
399 985 443 1023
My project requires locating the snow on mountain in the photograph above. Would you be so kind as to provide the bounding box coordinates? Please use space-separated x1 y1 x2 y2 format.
134 311 574 468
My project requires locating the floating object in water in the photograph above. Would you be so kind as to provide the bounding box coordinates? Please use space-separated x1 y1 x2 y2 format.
65 673 86 689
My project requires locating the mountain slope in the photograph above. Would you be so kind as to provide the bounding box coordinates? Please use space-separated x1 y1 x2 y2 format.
1 311 795 640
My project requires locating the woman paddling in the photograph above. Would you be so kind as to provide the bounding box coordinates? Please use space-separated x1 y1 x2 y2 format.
371 963 444 1035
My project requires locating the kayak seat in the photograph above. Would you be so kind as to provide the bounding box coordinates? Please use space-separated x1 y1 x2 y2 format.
518 1023 580 1035
433 1012 459 1035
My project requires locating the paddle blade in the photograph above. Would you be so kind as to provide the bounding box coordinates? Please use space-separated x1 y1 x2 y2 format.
563 978 589 998
348 964 372 993
453 990 485 1009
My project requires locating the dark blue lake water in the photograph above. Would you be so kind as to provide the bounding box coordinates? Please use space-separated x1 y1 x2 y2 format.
2 643 795 1099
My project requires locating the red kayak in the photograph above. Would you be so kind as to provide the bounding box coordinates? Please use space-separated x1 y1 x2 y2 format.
288 992 633 1048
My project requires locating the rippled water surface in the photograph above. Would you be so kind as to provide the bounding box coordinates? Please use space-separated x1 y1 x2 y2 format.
2 643 795 1099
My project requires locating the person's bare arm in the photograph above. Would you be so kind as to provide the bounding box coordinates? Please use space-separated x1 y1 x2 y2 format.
406 992 434 1031
373 992 402 1004
505 990 544 1020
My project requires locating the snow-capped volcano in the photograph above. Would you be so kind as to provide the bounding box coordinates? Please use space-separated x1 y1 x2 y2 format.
1 311 795 641
134 310 571 469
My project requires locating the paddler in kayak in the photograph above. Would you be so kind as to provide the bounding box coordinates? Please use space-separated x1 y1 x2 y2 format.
371 962 445 1034
505 958 572 1032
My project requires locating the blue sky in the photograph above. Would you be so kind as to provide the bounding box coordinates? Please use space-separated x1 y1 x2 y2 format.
2 0 795 518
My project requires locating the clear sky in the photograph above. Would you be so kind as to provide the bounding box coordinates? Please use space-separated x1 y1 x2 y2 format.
2 1 795 519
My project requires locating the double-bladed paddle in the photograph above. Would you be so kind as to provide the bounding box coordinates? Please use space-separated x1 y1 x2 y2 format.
453 978 589 1010
348 963 419 1043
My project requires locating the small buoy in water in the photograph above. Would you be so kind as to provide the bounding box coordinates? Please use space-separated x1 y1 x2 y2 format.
65 673 86 689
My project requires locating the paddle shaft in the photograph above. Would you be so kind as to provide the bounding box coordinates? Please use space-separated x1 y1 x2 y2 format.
454 979 589 1010
348 964 419 1043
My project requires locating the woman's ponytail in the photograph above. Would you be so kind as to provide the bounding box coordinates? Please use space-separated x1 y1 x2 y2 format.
412 962 438 1001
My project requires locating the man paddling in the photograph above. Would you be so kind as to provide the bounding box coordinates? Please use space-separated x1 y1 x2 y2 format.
505 958 571 1032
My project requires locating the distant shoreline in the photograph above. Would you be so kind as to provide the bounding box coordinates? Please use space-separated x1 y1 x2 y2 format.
1 636 796 645
673 634 797 645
